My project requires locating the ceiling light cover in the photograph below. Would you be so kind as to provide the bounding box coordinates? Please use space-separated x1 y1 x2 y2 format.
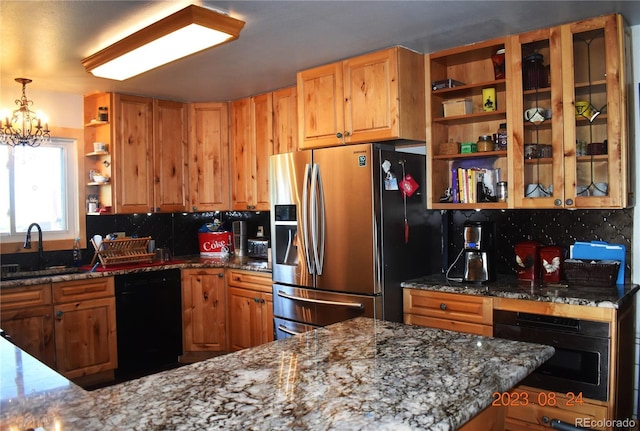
82 5 245 81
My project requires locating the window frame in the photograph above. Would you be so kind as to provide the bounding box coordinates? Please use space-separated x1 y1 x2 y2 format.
0 126 86 254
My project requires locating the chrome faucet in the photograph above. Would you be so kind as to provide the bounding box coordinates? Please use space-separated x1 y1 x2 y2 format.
24 223 44 270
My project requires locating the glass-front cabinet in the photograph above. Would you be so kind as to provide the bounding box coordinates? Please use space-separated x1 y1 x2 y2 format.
511 27 564 208
561 14 631 209
512 14 631 209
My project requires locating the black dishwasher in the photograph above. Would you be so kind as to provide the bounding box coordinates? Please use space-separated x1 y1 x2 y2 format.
115 269 182 378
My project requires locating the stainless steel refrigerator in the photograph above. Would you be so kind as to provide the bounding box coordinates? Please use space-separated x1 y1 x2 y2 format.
270 143 436 339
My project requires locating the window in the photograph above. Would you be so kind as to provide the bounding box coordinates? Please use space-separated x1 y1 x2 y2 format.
1 137 80 242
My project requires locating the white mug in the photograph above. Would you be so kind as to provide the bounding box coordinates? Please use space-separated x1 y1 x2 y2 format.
576 185 590 196
592 182 608 196
524 107 545 123
525 183 542 198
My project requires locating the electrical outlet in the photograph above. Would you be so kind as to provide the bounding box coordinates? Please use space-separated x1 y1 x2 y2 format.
114 231 126 238
257 226 264 237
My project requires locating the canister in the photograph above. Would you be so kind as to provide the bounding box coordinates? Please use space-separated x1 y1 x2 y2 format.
539 245 564 283
515 241 541 281
482 88 496 112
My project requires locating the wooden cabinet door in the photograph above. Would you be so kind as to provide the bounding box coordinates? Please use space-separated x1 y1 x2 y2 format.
272 86 298 154
1 283 55 368
297 61 344 149
154 99 188 212
227 269 273 350
114 94 154 213
188 102 230 211
561 14 629 209
1 306 55 369
343 48 399 142
181 269 227 353
231 94 272 211
258 292 274 344
252 93 272 211
53 296 117 379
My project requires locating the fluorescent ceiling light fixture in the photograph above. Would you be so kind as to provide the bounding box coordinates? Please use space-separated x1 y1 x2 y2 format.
82 4 245 81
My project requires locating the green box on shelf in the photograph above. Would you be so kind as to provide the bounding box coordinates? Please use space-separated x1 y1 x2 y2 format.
460 142 477 153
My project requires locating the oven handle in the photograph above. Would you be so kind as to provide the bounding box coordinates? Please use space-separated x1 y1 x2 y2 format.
277 290 364 309
277 324 303 336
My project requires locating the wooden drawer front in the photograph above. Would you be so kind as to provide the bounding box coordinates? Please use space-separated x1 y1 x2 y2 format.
505 387 609 431
404 314 493 336
1 283 51 310
403 289 492 325
53 277 114 303
227 269 271 293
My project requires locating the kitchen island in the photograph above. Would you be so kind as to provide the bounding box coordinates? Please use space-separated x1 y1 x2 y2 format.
1 317 553 431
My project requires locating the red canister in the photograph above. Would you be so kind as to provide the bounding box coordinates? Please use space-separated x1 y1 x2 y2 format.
539 245 564 283
515 241 541 281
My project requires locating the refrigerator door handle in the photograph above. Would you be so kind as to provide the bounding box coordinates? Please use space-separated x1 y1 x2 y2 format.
310 163 325 275
302 163 314 275
277 324 303 336
277 290 365 309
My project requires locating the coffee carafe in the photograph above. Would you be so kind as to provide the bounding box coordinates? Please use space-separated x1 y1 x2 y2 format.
463 221 496 283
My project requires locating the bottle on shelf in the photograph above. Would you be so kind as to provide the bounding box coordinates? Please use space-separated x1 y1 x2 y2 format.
73 237 82 267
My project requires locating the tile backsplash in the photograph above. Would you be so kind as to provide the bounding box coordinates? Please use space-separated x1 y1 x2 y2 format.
2 208 633 282
444 208 634 282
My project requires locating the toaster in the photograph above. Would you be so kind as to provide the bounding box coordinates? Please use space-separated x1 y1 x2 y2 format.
247 238 269 259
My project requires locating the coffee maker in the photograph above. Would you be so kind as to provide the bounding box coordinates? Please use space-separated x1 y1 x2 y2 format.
463 221 496 282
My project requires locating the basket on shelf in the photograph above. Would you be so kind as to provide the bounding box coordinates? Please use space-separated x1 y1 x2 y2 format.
90 236 154 267
439 141 460 155
563 259 620 287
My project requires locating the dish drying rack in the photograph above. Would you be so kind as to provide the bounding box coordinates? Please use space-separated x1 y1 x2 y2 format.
90 236 155 267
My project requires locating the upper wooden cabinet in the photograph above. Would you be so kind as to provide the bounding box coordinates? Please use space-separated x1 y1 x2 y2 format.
230 94 272 211
188 102 230 211
272 86 298 154
297 46 425 149
425 36 511 210
83 93 114 214
93 93 188 214
426 14 631 210
512 14 632 209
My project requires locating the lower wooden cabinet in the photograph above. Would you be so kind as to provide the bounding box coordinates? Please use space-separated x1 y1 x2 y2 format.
403 289 493 336
0 283 55 368
52 277 117 380
181 268 227 361
227 269 273 351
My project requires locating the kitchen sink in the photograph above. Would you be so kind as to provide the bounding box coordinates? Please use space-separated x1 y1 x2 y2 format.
0 266 82 281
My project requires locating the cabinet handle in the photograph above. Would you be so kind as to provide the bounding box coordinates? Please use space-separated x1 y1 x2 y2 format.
56 310 64 319
260 298 265 304
439 303 447 311
253 297 259 303
554 199 562 206
565 198 574 206
344 131 351 137
541 416 550 424
218 272 224 278
336 132 343 138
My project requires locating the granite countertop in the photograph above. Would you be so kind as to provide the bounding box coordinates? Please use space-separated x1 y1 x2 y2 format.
0 255 270 288
1 317 554 431
402 274 639 309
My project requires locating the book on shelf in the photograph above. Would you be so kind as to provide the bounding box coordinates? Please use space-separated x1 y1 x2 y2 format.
452 167 501 204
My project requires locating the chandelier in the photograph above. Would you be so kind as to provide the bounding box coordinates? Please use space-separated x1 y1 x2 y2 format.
0 78 51 147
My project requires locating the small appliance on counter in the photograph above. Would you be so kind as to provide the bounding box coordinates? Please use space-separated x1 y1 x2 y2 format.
247 238 269 259
515 241 541 281
462 221 496 283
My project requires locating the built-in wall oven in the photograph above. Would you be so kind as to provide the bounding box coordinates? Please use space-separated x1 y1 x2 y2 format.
493 310 610 401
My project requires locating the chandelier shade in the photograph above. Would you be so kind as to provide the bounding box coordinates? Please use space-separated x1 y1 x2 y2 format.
0 78 51 148
81 4 245 81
